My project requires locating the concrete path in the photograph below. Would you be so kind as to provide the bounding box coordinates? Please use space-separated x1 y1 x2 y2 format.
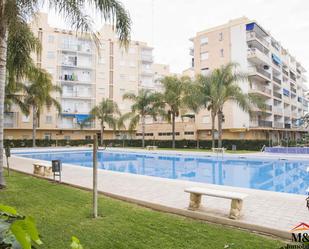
6 147 309 239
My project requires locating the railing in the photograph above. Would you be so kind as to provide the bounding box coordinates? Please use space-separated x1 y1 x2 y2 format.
62 93 93 98
258 120 273 128
282 69 289 77
284 123 291 129
274 121 284 128
247 48 269 63
4 112 18 128
250 85 271 95
246 31 270 48
273 107 283 114
290 87 296 94
273 92 282 99
273 76 281 85
141 54 153 62
256 67 271 79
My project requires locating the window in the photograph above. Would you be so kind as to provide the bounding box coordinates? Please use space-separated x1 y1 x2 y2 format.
200 52 209 61
22 115 30 123
219 32 223 41
64 135 71 140
201 68 209 76
45 115 52 124
200 37 208 45
47 51 55 59
120 74 126 81
220 49 224 57
44 133 51 140
48 35 54 43
185 131 194 135
85 135 91 140
202 115 210 124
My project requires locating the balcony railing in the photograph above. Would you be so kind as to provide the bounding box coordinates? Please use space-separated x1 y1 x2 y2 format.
4 112 18 128
259 120 273 128
250 85 272 95
282 69 289 77
273 107 283 114
141 54 153 62
273 76 281 85
284 123 291 129
273 92 282 99
274 122 284 128
246 31 270 48
247 48 270 63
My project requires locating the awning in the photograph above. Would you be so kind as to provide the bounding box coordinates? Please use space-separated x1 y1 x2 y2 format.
62 113 91 123
272 54 282 65
283 88 290 96
75 114 91 123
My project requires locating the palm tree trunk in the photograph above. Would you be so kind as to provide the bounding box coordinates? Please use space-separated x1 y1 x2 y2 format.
141 115 145 148
211 111 216 148
32 106 37 147
0 22 8 188
172 112 176 148
217 110 223 148
100 122 104 146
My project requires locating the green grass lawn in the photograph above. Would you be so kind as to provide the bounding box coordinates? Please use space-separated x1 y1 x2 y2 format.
0 173 283 249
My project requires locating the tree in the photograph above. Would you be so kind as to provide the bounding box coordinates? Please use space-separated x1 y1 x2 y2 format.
122 89 159 148
212 63 264 148
157 76 193 148
194 74 220 149
90 99 121 146
0 0 131 188
24 67 62 147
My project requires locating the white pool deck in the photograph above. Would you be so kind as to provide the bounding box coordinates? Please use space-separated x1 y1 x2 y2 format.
5 147 309 239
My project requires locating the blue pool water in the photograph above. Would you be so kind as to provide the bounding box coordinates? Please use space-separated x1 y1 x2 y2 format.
14 150 309 195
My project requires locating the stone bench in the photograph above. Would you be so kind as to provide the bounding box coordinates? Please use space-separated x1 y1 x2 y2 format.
212 147 226 153
146 145 158 150
33 162 52 177
185 187 248 219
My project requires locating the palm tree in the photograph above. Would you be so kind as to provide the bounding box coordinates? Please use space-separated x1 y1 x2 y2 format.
213 63 264 148
0 0 131 188
90 99 121 146
24 67 62 147
157 76 193 148
122 89 159 148
194 74 220 149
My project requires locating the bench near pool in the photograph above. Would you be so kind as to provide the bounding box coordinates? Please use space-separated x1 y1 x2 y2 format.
185 187 248 219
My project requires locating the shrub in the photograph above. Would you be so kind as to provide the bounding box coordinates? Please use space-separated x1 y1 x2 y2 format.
4 139 271 151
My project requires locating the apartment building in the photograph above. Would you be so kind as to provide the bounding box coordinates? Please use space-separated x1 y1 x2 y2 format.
188 17 308 142
4 12 169 140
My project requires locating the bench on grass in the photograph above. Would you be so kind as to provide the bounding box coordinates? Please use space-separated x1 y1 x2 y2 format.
33 162 52 177
146 145 158 150
185 187 248 219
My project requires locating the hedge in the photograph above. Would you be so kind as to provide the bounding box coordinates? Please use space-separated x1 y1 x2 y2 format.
4 139 273 151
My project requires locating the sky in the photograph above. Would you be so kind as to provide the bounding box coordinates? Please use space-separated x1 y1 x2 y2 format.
46 0 309 74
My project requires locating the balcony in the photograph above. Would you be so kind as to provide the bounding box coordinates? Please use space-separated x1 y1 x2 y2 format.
246 31 269 48
247 48 270 65
248 66 271 81
249 84 272 97
4 112 18 128
272 76 282 85
274 121 284 128
284 123 291 129
259 120 273 128
282 69 289 77
273 107 283 115
273 92 282 99
189 47 194 56
141 54 153 63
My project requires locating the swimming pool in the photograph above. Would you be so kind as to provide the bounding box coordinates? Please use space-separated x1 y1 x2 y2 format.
14 150 309 195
